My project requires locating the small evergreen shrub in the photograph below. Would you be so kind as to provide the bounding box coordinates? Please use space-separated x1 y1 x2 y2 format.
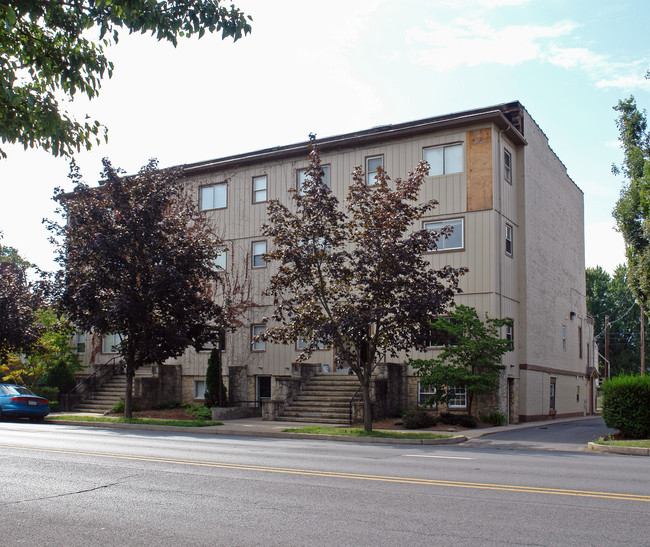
112 399 125 413
478 410 507 426
154 401 181 410
44 359 77 393
183 403 212 421
402 410 437 429
204 347 228 408
601 375 650 439
31 386 59 411
438 412 477 428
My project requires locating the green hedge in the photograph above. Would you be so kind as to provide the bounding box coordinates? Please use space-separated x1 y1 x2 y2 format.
601 375 650 439
31 386 60 412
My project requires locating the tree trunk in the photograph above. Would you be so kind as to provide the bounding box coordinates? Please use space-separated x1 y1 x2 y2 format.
124 354 135 419
362 364 372 432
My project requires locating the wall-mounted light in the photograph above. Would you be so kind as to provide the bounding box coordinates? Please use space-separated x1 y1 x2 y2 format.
570 311 576 320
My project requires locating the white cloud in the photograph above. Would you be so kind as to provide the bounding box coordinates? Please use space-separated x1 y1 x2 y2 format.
477 0 531 7
407 18 576 70
596 74 650 90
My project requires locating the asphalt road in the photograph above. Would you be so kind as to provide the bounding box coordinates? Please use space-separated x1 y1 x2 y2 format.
0 420 648 546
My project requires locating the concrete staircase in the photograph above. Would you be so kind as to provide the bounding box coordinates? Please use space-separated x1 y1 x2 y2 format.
74 366 152 413
277 373 361 424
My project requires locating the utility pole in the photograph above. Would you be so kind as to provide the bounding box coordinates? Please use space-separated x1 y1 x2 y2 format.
641 305 646 376
605 315 610 379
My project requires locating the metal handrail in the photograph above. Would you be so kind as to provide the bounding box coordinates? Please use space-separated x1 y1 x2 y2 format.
61 357 124 410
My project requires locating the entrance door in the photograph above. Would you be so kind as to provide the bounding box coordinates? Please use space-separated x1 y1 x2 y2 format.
256 376 271 406
549 377 556 413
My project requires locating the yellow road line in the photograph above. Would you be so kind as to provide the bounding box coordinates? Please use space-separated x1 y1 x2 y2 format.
2 443 648 502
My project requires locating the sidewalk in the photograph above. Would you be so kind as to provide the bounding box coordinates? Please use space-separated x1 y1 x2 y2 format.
46 412 601 445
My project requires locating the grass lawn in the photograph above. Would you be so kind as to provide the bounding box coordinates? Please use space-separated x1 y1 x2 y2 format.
48 415 222 427
282 425 453 439
595 438 650 448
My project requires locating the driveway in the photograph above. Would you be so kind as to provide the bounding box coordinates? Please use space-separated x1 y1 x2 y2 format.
463 416 616 452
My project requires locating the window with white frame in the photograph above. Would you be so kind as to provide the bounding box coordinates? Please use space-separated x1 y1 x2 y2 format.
200 182 227 211
448 386 467 408
296 334 326 351
252 240 267 268
102 333 121 354
418 382 437 407
75 332 86 354
506 321 514 343
562 325 567 351
194 380 206 399
297 165 330 194
251 325 266 351
424 218 464 251
504 149 512 183
198 331 226 353
252 175 267 203
424 317 459 348
365 155 383 185
212 245 227 271
505 224 513 256
423 143 463 176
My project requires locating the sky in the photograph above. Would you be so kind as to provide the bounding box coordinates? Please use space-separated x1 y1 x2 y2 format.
1 0 649 274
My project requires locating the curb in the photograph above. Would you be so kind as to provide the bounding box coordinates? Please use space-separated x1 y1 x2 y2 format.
45 419 467 444
588 442 650 456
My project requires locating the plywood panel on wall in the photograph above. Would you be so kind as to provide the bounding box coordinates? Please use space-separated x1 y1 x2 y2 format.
467 128 493 211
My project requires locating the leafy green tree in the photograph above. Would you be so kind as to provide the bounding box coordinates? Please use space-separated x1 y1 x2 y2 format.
0 1 251 158
408 305 513 416
587 264 649 376
52 159 226 418
612 96 650 313
260 139 465 432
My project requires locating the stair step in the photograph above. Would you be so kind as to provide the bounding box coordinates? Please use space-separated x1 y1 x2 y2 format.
276 416 349 424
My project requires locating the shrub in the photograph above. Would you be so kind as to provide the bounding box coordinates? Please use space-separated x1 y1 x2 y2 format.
601 375 650 439
438 412 478 428
402 410 437 429
31 386 60 411
154 401 181 410
478 410 507 426
43 359 77 393
183 403 212 421
112 399 125 413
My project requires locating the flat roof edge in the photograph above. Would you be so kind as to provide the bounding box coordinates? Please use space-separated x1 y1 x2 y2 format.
182 104 527 175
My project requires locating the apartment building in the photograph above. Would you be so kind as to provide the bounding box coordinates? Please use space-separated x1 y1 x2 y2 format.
87 101 596 422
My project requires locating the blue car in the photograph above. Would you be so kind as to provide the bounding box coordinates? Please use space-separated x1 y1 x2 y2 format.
0 384 50 421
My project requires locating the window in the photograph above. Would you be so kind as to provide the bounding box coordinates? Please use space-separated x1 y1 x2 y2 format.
504 149 512 183
562 326 567 351
296 334 326 350
424 218 464 251
576 385 580 402
251 324 266 351
505 224 513 256
200 182 227 211
365 155 383 185
102 333 121 354
418 382 437 407
578 326 583 359
194 380 206 400
424 318 459 348
506 321 514 343
75 332 86 354
297 165 330 194
252 175 267 203
423 143 463 176
213 246 227 271
199 331 226 353
252 241 267 268
448 387 467 408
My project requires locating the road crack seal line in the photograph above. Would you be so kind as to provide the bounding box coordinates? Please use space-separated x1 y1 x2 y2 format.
1 482 119 506
1 443 649 503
